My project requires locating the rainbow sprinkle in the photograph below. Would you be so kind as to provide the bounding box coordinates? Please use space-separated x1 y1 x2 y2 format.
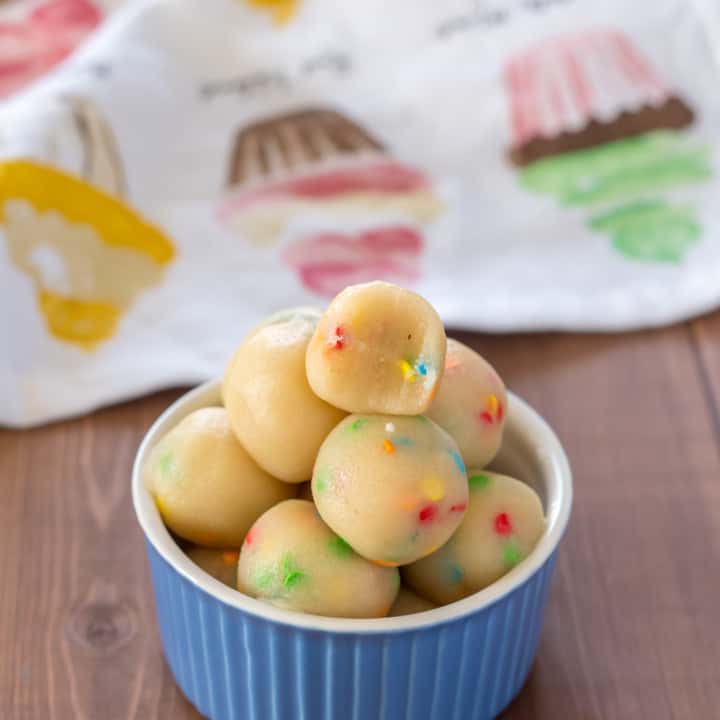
327 325 345 350
448 449 466 474
450 502 467 513
399 359 416 383
400 357 433 383
350 417 368 432
244 526 258 545
158 452 175 476
314 467 331 493
328 536 353 558
281 554 305 588
394 436 414 447
422 476 445 501
418 504 437 524
494 512 513 536
469 474 491 490
383 439 396 454
477 394 504 426
448 563 463 584
503 542 523 568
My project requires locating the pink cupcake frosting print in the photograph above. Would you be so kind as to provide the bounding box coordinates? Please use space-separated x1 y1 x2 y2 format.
217 107 443 297
0 0 102 99
283 226 423 298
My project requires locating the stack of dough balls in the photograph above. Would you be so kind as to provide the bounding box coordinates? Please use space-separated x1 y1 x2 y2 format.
143 282 545 619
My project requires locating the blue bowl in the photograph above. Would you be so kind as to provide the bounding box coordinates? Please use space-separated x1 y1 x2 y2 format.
133 380 572 720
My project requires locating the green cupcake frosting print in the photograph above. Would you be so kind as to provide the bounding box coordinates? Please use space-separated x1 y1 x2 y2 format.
519 133 711 208
504 28 712 265
590 200 701 263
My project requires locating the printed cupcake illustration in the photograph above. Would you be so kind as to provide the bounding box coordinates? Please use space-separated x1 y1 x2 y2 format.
504 29 712 263
0 95 175 350
0 0 102 99
218 107 442 296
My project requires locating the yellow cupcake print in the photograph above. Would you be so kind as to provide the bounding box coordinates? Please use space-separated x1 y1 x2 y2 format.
244 0 299 26
0 96 174 351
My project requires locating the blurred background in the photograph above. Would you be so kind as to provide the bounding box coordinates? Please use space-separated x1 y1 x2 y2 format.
3 0 720 425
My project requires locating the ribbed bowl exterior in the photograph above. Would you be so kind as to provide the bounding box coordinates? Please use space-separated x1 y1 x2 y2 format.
146 538 558 720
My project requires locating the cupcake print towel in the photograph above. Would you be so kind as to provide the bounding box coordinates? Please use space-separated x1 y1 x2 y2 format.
2 0 720 425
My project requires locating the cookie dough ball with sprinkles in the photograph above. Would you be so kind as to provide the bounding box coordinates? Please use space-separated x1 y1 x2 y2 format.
223 308 347 483
312 414 469 566
427 339 507 469
143 408 295 547
238 500 400 618
389 587 437 616
305 282 447 415
186 547 241 589
403 472 545 605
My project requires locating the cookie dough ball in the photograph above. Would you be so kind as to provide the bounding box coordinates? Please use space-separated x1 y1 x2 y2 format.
255 306 323 331
186 546 240 589
143 407 294 546
389 587 436 616
306 282 447 415
238 500 399 618
427 339 507 469
403 472 545 605
223 310 346 483
313 414 468 566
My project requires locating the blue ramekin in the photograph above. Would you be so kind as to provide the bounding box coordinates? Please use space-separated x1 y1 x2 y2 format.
133 380 572 720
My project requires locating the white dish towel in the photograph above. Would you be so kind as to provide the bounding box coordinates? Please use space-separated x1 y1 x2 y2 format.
2 0 720 425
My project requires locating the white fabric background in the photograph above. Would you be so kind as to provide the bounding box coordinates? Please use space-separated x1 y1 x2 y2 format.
2 0 720 425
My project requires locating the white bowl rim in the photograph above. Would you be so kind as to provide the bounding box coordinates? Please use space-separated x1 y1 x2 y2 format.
132 379 572 634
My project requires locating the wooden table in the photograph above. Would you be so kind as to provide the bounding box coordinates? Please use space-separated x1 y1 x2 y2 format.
2 313 719 720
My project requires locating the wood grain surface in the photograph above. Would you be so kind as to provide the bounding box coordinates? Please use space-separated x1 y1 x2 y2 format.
1 316 719 720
